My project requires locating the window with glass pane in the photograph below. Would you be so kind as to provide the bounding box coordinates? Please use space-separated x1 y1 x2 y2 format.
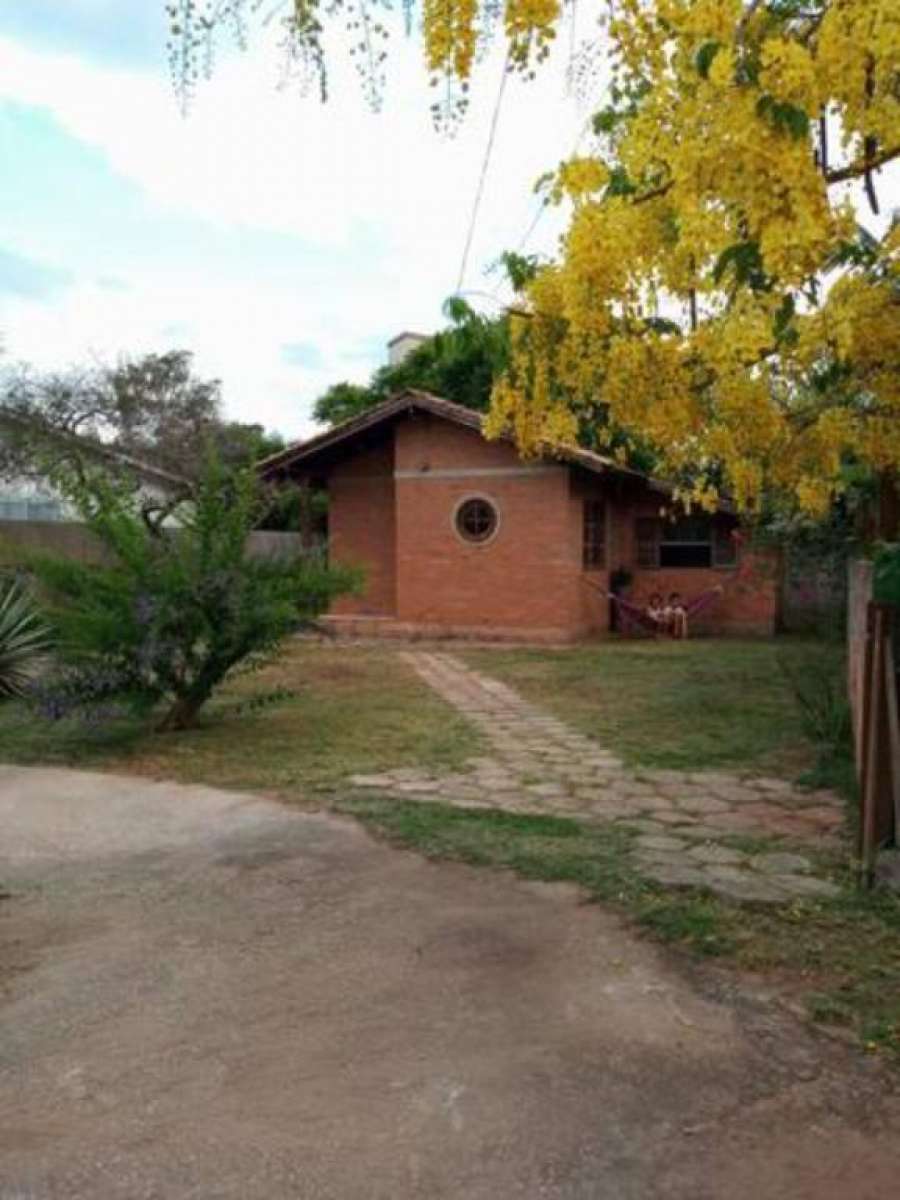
582 500 606 569
455 497 498 543
635 517 660 567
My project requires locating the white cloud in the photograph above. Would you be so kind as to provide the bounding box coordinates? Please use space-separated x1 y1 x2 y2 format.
0 25 593 434
6 17 892 444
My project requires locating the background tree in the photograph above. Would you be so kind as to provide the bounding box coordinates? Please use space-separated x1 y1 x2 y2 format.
30 456 357 731
0 349 304 528
1 350 286 483
313 298 508 426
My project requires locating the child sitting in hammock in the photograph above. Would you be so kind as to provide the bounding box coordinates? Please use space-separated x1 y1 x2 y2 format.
664 592 688 639
645 593 666 632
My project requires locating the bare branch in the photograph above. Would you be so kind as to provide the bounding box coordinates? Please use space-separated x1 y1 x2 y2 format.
825 144 900 185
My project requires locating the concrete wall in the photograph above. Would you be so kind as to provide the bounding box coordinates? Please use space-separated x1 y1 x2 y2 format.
0 520 112 565
0 521 308 568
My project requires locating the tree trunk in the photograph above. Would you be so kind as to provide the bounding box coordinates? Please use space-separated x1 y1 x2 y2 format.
156 692 208 732
878 471 899 541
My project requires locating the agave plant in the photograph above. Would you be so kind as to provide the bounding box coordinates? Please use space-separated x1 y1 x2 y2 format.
0 579 53 699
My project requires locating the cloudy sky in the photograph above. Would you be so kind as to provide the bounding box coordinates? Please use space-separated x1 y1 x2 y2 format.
0 2 594 439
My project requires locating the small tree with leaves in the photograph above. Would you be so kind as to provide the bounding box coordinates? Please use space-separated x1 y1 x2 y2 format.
31 456 357 731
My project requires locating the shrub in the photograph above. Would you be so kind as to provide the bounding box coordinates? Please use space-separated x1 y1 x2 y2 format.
30 456 358 731
777 642 852 755
0 579 52 699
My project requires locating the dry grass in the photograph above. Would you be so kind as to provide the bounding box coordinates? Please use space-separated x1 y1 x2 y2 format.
0 639 481 803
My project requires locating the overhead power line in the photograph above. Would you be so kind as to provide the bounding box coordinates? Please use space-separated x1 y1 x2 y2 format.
455 50 512 295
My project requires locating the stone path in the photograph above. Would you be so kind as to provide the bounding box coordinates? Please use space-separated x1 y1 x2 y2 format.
349 651 846 904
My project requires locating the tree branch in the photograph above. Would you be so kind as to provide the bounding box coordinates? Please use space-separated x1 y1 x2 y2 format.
825 144 900 185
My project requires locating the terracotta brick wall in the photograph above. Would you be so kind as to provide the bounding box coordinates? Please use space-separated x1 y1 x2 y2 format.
329 438 397 616
321 411 778 638
393 416 593 638
616 492 780 635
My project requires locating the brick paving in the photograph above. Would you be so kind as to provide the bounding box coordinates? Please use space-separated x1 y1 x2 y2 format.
349 651 846 904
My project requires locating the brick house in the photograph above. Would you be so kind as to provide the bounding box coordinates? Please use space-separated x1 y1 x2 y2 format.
260 390 778 641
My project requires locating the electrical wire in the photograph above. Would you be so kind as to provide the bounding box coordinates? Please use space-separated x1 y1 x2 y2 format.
455 49 513 294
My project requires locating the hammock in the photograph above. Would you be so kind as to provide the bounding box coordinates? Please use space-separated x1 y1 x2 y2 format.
607 586 724 637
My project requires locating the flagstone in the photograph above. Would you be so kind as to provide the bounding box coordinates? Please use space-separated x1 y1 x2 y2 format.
801 805 844 827
641 863 709 888
708 784 762 805
634 850 690 871
527 782 567 797
703 874 787 904
687 844 747 866
770 874 840 900
672 795 731 815
635 769 689 785
675 824 734 841
687 771 743 787
389 650 849 909
635 834 688 853
754 852 813 875
752 778 797 795
616 818 668 836
652 810 697 826
640 794 676 812
703 811 768 833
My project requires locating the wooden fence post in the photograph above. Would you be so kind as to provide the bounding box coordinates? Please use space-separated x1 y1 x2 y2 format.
858 603 899 887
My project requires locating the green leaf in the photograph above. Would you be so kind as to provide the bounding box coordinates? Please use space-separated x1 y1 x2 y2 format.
0 582 52 698
605 167 637 197
592 107 619 135
773 293 797 344
695 41 722 79
756 95 810 140
644 317 682 336
712 240 769 290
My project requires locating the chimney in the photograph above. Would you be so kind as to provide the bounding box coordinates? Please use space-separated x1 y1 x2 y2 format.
387 331 429 367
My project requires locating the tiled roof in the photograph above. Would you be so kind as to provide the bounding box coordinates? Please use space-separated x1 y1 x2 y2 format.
257 389 670 493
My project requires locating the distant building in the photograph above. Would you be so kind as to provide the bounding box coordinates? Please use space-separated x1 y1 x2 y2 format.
387 331 429 367
0 429 187 525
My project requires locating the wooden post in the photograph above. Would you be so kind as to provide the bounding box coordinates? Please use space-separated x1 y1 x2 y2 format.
858 604 898 887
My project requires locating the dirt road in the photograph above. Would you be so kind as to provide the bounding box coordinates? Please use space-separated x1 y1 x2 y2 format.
1 764 897 1198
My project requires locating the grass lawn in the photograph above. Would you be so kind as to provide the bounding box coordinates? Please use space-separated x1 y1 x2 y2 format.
0 640 482 802
463 637 849 785
340 795 900 1060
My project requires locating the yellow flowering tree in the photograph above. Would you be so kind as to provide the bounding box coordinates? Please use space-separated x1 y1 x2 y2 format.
485 0 900 517
172 0 900 515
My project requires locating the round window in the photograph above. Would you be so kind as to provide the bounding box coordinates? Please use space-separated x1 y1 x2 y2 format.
455 497 498 544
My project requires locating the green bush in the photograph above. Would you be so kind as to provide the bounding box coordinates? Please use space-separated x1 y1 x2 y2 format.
777 641 852 755
30 456 358 731
0 579 52 699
